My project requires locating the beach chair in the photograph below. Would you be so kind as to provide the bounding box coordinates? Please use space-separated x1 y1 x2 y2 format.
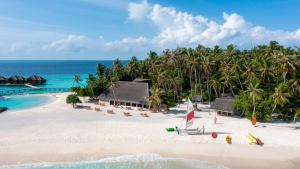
126 107 132 110
140 113 149 117
107 109 114 114
123 112 131 116
94 107 101 112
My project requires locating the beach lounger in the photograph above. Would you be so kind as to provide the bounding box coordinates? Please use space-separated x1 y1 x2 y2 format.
94 107 101 112
126 107 132 110
107 109 114 114
140 113 149 117
123 112 131 116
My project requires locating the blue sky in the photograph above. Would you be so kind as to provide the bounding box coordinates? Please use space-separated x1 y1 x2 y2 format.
0 0 300 60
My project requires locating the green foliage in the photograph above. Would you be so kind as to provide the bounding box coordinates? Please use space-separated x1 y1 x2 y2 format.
66 94 81 108
77 41 300 120
70 86 81 95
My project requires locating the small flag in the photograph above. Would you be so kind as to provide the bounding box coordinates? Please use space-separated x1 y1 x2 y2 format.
186 99 194 128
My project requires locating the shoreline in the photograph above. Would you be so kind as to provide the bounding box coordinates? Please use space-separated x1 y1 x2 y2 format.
1 147 299 169
0 93 299 169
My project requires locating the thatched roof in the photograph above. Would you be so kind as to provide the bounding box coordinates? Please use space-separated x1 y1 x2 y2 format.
192 95 202 102
26 75 46 85
98 81 149 105
8 75 26 84
0 107 8 113
0 76 7 84
133 78 152 86
211 97 235 113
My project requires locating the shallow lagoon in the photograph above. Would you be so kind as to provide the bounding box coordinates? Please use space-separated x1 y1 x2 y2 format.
0 95 54 111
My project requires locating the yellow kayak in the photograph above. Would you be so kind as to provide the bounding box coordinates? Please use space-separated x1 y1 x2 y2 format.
247 133 257 144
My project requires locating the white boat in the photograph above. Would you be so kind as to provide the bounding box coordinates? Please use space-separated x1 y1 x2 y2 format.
175 99 205 135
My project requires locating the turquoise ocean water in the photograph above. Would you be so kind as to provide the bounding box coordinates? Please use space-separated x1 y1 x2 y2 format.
0 60 127 110
0 95 54 110
0 154 228 169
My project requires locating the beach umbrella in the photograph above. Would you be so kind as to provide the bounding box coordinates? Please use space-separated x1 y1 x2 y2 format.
26 75 46 85
8 75 26 84
0 76 7 84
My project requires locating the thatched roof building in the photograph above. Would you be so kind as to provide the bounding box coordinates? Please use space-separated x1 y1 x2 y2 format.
211 97 239 116
0 107 8 113
26 75 46 85
133 78 152 86
0 76 7 84
98 81 149 108
8 75 26 84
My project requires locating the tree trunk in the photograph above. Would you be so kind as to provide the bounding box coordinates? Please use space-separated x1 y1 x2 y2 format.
194 68 197 94
252 97 256 117
214 87 218 98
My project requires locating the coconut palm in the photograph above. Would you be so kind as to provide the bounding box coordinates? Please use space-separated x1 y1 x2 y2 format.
73 74 81 87
149 87 165 111
96 64 105 78
247 82 263 117
293 108 300 123
271 83 291 112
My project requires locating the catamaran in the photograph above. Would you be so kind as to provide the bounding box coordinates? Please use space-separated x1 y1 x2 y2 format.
175 99 205 135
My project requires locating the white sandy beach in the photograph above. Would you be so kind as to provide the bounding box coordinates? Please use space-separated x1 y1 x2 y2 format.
0 93 299 169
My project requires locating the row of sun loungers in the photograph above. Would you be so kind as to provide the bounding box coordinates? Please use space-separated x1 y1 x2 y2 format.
93 108 149 117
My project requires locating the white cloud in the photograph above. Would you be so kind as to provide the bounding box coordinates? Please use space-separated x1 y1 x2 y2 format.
122 1 300 53
1 1 300 60
128 0 150 21
43 35 87 52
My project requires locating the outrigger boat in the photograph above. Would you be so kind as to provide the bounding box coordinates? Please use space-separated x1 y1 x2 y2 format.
175 99 205 136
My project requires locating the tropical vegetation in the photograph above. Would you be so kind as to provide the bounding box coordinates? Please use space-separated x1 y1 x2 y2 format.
66 94 82 108
71 41 300 122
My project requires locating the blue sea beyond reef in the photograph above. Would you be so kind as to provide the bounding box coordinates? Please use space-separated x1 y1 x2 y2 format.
0 60 128 88
0 60 127 110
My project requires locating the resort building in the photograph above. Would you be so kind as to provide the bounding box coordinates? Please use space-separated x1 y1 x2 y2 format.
98 81 149 108
27 75 46 85
133 78 152 86
0 75 46 85
8 75 26 84
211 97 239 116
0 76 7 84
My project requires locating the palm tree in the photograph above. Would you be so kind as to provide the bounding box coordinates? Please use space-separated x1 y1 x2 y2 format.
96 64 105 78
149 87 165 111
293 108 300 123
271 83 290 113
125 56 139 80
208 78 221 98
247 82 263 119
113 58 123 80
73 74 81 87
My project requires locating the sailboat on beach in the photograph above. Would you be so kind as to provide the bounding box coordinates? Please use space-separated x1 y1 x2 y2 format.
175 99 205 135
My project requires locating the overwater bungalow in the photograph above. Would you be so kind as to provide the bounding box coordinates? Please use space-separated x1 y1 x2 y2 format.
0 76 7 84
27 75 46 85
211 97 240 116
8 75 26 84
98 81 149 108
0 107 8 113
